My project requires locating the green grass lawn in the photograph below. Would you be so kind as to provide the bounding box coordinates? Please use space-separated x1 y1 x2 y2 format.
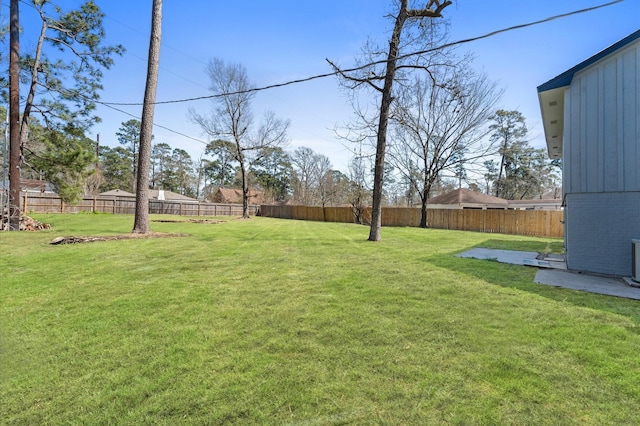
1 213 639 425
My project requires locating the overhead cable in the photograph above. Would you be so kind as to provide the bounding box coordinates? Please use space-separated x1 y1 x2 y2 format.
97 0 623 107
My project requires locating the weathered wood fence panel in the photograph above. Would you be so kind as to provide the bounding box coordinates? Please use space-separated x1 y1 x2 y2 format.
22 194 563 237
20 193 257 217
259 205 564 238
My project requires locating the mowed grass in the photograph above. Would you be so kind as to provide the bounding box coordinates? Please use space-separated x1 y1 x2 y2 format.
1 213 639 425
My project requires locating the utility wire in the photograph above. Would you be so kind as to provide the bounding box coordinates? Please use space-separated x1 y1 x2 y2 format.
100 103 208 145
10 0 623 147
98 0 623 107
6 0 209 146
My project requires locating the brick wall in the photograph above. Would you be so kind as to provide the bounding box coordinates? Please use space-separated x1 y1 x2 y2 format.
565 192 640 276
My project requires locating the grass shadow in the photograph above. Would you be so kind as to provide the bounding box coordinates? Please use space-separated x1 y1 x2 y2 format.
456 238 565 255
427 243 640 331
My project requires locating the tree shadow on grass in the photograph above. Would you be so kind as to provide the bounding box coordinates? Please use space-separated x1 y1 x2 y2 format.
458 238 565 255
428 240 640 331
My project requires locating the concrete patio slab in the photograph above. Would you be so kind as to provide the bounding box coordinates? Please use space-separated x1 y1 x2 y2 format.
457 248 640 300
457 248 566 269
535 269 640 300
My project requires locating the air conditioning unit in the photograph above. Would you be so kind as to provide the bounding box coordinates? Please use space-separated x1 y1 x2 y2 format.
633 239 640 283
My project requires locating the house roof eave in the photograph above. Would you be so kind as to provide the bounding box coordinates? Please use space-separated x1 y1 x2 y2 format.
536 29 640 160
536 29 640 93
538 87 565 160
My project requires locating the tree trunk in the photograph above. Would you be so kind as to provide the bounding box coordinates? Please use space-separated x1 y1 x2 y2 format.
20 10 46 146
368 3 408 241
420 194 428 228
238 156 250 219
241 169 250 219
366 1 451 240
133 0 162 234
8 0 20 230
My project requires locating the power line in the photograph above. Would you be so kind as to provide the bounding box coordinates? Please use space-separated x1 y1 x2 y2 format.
97 0 623 107
100 103 208 146
11 0 623 149
6 0 209 147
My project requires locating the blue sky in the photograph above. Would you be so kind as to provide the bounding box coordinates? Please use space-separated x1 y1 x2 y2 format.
11 0 640 172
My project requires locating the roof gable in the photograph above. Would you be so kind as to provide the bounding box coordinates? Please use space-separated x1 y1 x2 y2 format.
99 189 136 197
428 188 507 205
537 29 640 93
213 188 265 204
148 189 197 201
537 29 640 160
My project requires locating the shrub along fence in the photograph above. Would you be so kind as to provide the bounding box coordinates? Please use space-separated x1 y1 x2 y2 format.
21 193 258 217
259 205 564 238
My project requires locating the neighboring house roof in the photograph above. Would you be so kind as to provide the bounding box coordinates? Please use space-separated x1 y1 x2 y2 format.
20 179 55 193
98 189 197 202
213 188 243 204
148 189 197 202
507 199 562 210
213 188 264 204
98 189 136 197
537 29 640 160
427 188 508 207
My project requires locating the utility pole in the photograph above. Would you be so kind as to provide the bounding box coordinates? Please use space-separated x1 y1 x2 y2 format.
8 0 20 230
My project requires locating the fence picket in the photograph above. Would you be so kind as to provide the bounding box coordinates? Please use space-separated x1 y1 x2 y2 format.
260 204 563 238
20 193 257 217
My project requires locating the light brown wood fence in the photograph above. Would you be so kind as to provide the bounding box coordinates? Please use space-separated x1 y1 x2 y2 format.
21 193 563 238
20 193 258 217
259 205 564 238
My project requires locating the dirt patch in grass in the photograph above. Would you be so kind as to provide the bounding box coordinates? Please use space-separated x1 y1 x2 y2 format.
152 219 224 224
50 232 189 245
49 218 224 244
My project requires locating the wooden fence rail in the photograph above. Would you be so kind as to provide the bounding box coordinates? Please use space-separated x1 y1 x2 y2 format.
20 193 258 217
259 205 564 238
20 193 564 238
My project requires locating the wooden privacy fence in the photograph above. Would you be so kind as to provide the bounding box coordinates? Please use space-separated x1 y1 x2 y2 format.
259 205 564 238
21 193 258 217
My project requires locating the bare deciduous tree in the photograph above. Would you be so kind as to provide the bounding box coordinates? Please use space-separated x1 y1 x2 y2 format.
191 59 289 218
291 147 332 206
388 62 501 227
347 150 373 225
330 0 452 241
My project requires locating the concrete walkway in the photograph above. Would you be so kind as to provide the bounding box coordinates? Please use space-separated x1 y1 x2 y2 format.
457 248 640 300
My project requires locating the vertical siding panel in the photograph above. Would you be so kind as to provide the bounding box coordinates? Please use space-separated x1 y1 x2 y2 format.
584 71 601 192
563 89 573 195
618 50 638 191
623 45 640 190
569 83 582 193
579 75 588 192
602 58 618 192
637 45 640 190
577 77 586 192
